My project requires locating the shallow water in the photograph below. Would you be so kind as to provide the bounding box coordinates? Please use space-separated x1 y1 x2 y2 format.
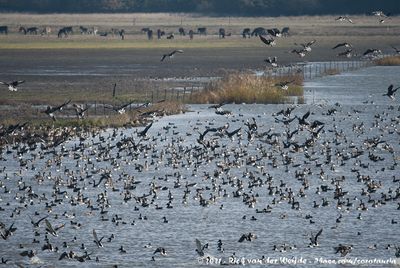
0 66 400 267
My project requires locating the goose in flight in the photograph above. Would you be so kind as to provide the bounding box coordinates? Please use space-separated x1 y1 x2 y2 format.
372 11 387 17
259 35 276 47
42 100 71 121
309 228 323 247
383 84 399 100
363 48 381 56
275 80 295 90
93 229 104 248
0 80 25 91
332 42 352 49
195 239 209 256
337 49 356 58
161 50 183 61
391 45 400 54
291 49 307 58
264 56 278 67
73 104 89 119
334 244 353 257
295 40 316 52
106 101 134 114
335 16 354 24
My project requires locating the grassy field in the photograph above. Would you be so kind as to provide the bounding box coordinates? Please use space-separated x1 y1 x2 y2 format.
0 13 399 126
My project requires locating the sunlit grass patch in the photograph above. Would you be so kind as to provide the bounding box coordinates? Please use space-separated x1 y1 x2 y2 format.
374 55 400 66
189 72 303 104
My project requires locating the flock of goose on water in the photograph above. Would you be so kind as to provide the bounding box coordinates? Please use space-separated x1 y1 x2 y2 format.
0 11 400 267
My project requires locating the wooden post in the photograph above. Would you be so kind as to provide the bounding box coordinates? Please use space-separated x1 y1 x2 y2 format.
112 83 117 98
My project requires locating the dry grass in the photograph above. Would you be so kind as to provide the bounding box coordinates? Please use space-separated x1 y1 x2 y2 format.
323 68 341 75
189 72 303 104
374 55 400 66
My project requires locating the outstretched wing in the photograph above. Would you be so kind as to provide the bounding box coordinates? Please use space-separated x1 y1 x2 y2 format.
259 35 271 46
195 239 204 256
302 111 311 120
160 54 167 62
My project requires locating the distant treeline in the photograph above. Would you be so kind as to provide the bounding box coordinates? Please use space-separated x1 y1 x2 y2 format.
0 0 399 15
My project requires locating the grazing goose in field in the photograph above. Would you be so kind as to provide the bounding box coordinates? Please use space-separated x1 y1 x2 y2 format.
42 100 71 121
259 35 276 47
335 16 354 24
264 56 278 67
161 50 183 61
332 42 352 49
0 80 25 91
383 84 399 100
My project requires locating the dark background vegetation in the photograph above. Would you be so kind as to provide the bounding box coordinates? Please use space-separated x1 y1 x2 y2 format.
0 0 399 15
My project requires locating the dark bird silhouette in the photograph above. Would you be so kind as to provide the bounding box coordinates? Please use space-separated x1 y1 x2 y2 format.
391 45 400 54
195 239 209 256
73 104 89 119
45 219 64 237
264 56 278 67
291 49 307 58
297 111 311 125
259 35 276 47
295 40 316 52
335 16 354 24
42 100 71 121
238 233 257 242
383 84 399 100
161 50 183 61
275 80 295 90
0 222 17 240
153 247 167 255
0 80 25 91
334 244 353 257
93 229 104 248
332 42 352 49
29 215 48 228
363 48 381 56
309 228 323 247
337 48 356 58
208 102 227 109
106 101 134 114
137 122 153 137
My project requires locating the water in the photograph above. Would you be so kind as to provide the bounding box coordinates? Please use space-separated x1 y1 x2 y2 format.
0 66 400 267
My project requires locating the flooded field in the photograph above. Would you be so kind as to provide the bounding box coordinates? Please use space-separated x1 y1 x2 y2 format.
1 66 399 267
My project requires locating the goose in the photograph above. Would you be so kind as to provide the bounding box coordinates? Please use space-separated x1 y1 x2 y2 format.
338 48 356 58
73 104 89 119
332 42 352 49
334 244 353 257
335 16 354 24
93 229 104 248
0 80 25 91
291 48 307 58
195 239 208 256
363 48 381 56
383 84 399 100
264 56 278 67
259 35 276 47
42 100 71 121
295 40 316 52
161 50 183 61
309 228 323 247
275 80 295 90
391 45 400 54
372 11 387 17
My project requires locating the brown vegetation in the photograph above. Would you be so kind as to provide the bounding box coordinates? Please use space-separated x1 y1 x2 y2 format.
374 55 400 66
189 72 303 104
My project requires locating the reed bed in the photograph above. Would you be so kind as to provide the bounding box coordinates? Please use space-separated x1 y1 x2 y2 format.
190 72 303 104
374 55 400 66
